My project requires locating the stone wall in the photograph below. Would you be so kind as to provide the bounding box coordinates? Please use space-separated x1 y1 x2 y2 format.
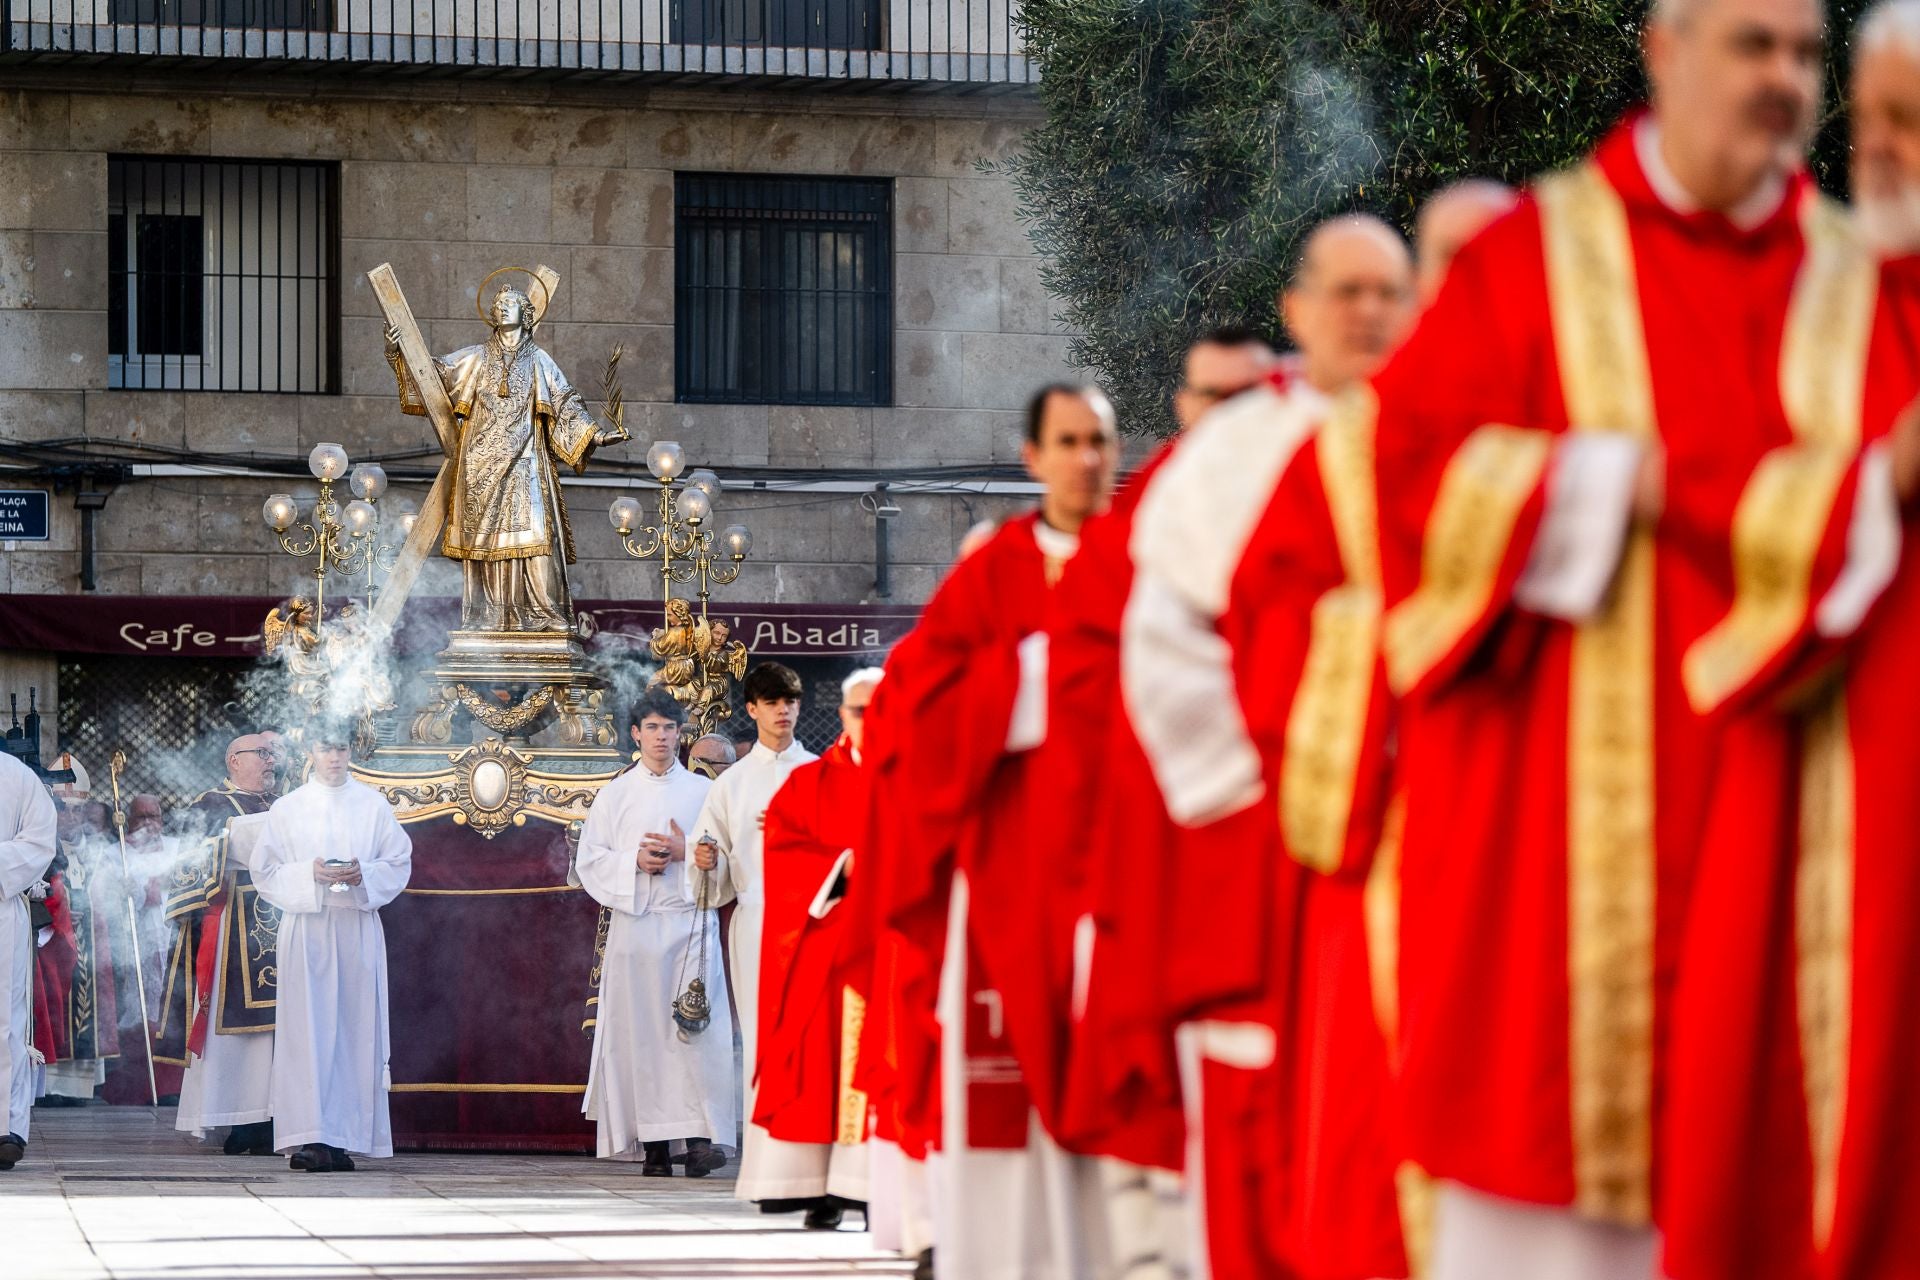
0 79 1067 605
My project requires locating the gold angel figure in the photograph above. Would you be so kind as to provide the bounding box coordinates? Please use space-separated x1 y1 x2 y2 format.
648 599 707 694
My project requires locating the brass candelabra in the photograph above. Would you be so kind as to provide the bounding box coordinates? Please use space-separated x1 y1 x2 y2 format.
261 445 416 615
606 440 753 620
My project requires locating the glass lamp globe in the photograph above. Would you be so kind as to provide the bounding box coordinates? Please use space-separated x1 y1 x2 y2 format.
262 493 297 533
394 497 419 536
674 485 712 524
608 496 644 534
344 499 378 536
646 440 686 482
350 462 388 501
308 442 349 482
686 468 721 502
721 524 753 558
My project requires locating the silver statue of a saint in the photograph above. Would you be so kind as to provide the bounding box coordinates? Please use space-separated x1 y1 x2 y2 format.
385 286 622 632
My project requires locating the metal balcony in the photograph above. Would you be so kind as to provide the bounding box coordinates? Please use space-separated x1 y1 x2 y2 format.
0 0 1036 91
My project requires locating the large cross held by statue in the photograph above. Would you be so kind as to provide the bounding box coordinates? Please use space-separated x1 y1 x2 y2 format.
363 262 561 629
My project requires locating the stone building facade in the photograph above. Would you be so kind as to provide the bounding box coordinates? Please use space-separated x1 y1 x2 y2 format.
0 11 1076 757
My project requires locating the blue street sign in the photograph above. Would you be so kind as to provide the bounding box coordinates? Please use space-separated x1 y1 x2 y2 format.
0 490 50 541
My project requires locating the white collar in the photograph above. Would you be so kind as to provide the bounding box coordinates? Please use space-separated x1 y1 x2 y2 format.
635 758 681 782
1032 519 1080 561
1635 117 1788 232
750 739 807 764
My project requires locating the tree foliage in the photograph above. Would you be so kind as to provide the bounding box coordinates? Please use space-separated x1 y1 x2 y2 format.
1003 0 1871 436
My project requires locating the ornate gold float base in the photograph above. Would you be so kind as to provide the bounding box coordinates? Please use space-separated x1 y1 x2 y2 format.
355 627 627 838
408 629 618 750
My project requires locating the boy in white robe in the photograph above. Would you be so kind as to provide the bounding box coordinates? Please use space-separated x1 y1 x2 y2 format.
579 690 735 1172
0 751 58 1171
253 738 412 1172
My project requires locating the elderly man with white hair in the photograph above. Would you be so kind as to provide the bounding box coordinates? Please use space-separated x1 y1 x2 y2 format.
1659 7 1920 1280
1133 1 1920 1278
748 667 888 1230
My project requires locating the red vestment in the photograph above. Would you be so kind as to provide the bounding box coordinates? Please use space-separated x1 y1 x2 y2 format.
755 737 868 1146
844 629 946 1158
1371 116 1903 1226
1038 444 1190 1171
1660 254 1920 1280
865 514 1063 1151
1124 379 1404 1280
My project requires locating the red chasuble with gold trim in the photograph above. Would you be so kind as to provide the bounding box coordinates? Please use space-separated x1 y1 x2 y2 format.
1124 380 1405 1280
754 738 870 1146
1373 116 1905 1226
861 514 1061 1150
1661 256 1920 1280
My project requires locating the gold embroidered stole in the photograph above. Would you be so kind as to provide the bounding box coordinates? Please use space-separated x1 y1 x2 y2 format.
1778 195 1876 1251
1281 389 1386 873
837 989 870 1145
1537 170 1878 1225
1535 161 1662 1225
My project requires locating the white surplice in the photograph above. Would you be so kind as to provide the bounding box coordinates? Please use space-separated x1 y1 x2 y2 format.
0 753 57 1140
253 777 411 1158
176 812 273 1140
577 758 736 1159
690 737 868 1202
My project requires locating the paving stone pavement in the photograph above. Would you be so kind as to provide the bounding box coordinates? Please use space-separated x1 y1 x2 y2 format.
10 1107 913 1280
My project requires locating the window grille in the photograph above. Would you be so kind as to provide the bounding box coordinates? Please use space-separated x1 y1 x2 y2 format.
108 156 340 394
675 173 893 407
672 0 884 51
57 658 273 814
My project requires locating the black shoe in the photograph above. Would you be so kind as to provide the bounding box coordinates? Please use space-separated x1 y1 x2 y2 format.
641 1140 673 1177
0 1133 23 1170
222 1127 251 1156
913 1248 934 1280
248 1123 277 1157
683 1138 727 1178
802 1198 845 1231
758 1198 809 1214
328 1146 355 1172
290 1143 331 1172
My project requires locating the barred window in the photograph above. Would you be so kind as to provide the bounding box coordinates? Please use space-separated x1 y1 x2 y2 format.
675 173 892 407
108 156 339 393
672 0 884 51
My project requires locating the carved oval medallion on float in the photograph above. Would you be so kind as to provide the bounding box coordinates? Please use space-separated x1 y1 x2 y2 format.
470 759 511 811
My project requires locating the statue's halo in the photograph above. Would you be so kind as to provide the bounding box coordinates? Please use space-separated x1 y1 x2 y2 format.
475 265 553 328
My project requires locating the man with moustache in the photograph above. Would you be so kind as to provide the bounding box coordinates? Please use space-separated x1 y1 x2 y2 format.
161 734 282 1155
1662 6 1920 1278
1119 218 1418 1280
1328 0 1912 1273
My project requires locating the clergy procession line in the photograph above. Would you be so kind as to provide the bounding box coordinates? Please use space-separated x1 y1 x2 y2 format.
6 1 1920 1279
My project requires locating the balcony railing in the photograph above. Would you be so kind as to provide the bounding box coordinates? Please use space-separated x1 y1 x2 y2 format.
0 0 1036 89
